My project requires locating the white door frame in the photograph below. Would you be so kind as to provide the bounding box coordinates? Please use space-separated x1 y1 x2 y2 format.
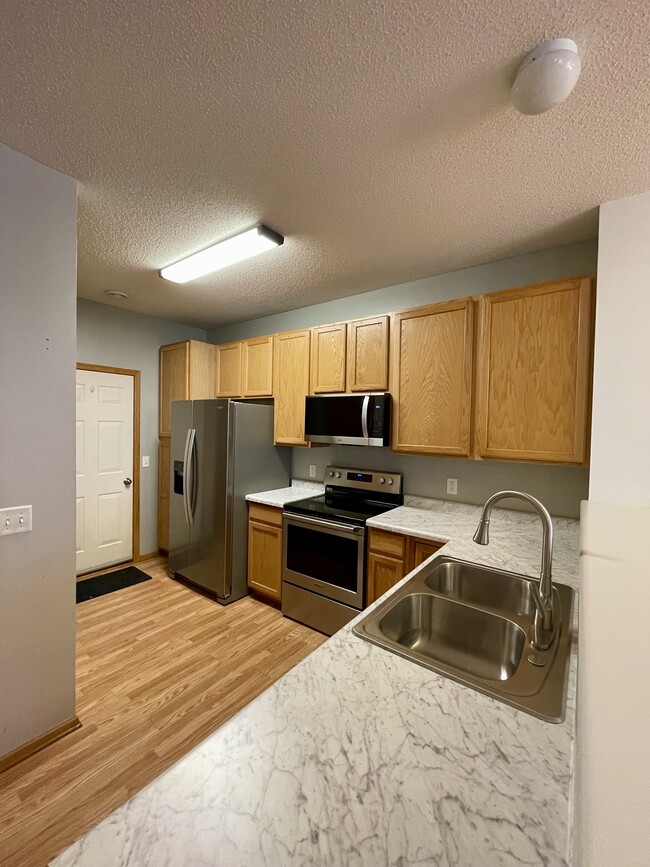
76 363 141 571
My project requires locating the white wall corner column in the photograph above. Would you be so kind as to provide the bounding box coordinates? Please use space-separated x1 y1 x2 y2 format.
576 190 650 866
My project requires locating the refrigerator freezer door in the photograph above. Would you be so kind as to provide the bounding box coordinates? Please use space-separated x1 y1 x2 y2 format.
181 399 230 596
169 401 194 575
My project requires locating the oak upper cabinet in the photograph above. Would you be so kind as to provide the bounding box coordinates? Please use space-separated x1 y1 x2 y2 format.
310 323 347 393
274 329 311 445
159 340 215 435
158 339 215 552
159 342 189 437
347 315 389 392
215 341 242 398
475 277 593 464
391 298 475 456
247 503 283 601
242 335 274 397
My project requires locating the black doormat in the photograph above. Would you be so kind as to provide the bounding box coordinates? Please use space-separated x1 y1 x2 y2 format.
76 566 152 603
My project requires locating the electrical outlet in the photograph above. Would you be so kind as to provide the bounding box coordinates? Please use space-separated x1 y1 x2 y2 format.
309 464 317 478
142 456 150 468
447 478 458 496
1 505 32 536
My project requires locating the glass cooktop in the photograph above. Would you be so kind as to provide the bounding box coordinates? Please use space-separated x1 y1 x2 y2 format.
284 492 401 527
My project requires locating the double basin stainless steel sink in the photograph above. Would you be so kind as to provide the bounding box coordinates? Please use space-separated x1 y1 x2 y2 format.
353 556 574 722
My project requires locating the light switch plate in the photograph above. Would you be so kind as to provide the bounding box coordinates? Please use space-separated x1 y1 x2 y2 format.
309 464 317 478
142 456 150 468
1 505 32 536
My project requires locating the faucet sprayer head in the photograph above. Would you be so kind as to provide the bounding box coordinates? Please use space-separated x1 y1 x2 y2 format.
473 518 490 546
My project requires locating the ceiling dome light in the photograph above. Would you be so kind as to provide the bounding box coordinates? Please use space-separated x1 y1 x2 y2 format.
105 290 130 300
511 38 581 115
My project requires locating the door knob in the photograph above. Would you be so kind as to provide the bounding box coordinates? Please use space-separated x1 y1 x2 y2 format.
124 478 133 486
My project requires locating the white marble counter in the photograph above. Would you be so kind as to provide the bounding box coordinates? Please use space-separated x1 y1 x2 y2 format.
52 502 580 867
245 480 324 508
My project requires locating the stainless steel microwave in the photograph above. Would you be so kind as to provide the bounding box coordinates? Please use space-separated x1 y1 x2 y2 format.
304 393 391 447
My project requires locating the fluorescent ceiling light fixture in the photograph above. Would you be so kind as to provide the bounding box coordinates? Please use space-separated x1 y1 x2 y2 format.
160 225 284 284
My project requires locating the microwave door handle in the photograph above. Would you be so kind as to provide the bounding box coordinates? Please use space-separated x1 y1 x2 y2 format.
361 395 370 439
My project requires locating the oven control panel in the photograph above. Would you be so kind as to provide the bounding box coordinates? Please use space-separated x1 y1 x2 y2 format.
324 466 403 495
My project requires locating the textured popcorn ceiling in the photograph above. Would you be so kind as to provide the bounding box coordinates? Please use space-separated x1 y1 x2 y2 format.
2 1 649 328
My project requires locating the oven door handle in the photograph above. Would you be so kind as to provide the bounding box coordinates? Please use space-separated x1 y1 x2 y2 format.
361 394 370 439
284 514 366 535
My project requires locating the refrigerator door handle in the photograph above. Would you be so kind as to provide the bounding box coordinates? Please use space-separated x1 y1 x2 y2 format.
186 428 197 526
182 428 191 525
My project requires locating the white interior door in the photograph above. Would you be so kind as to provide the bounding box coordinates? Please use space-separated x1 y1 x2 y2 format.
76 369 134 574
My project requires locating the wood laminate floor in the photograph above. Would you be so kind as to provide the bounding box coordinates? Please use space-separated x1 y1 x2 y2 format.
0 558 326 866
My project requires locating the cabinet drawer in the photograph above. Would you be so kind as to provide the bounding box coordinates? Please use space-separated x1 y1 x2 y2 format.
368 528 407 559
248 502 283 527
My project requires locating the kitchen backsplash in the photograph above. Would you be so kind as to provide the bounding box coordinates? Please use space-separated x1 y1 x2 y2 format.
292 445 588 518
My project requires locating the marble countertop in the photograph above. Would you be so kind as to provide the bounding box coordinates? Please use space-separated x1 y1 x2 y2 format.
245 480 324 508
52 500 580 867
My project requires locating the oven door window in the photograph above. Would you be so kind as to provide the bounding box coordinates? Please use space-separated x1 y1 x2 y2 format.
286 524 360 593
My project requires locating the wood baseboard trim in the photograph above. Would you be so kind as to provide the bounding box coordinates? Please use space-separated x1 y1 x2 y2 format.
137 550 159 562
0 716 81 775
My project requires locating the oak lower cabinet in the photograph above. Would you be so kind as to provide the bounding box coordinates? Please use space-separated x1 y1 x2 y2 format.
247 503 283 601
347 315 389 391
158 339 216 553
274 329 311 445
366 528 443 605
367 552 406 605
475 277 594 463
391 298 475 456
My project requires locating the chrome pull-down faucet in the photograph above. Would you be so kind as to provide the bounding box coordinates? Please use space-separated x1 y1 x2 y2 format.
474 491 556 650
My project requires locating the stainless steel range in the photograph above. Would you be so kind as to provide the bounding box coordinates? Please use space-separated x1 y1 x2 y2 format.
282 466 403 635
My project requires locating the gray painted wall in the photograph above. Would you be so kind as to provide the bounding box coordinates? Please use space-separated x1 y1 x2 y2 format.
0 144 78 757
293 447 588 518
209 239 596 518
208 239 597 343
77 299 207 555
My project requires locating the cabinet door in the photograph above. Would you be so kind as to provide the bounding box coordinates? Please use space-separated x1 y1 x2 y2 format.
412 540 442 569
391 299 474 455
158 437 171 553
247 519 283 600
159 343 189 437
347 316 389 391
242 336 274 397
367 552 407 605
188 341 216 399
216 342 242 397
476 277 593 463
310 323 347 393
274 329 311 445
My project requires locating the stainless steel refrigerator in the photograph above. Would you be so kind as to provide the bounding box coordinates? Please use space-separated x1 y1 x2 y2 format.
169 400 290 603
